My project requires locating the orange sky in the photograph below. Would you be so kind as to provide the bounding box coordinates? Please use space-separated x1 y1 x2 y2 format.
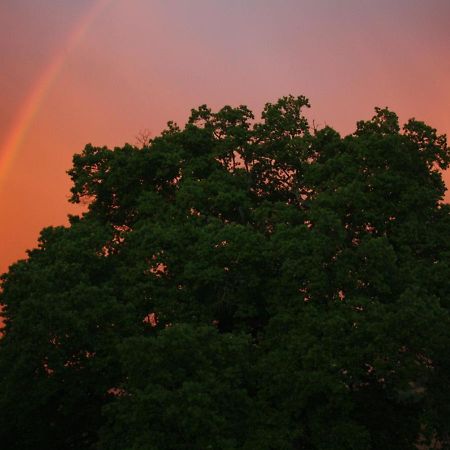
1 0 449 274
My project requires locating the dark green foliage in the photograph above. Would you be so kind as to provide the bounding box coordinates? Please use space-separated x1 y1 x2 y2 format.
99 325 254 450
1 96 450 449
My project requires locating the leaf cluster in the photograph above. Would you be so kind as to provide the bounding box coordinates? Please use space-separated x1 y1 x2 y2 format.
1 96 450 449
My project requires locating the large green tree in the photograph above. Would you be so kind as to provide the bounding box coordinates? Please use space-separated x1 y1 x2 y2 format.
1 96 449 449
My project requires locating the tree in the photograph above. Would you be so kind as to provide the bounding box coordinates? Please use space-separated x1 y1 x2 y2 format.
1 95 449 449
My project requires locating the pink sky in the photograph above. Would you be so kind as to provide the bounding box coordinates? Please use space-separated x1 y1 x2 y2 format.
0 0 449 273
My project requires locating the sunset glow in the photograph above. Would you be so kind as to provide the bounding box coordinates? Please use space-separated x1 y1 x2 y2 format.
1 0 449 273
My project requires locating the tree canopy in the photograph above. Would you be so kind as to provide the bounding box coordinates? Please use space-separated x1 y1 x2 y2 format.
1 95 450 449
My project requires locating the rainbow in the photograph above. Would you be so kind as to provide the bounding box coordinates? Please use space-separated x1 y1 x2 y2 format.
0 0 113 192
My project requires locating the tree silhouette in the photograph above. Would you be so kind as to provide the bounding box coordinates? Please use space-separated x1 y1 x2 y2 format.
1 96 449 449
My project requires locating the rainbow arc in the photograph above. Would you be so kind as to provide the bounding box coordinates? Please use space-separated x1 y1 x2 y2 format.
0 0 112 191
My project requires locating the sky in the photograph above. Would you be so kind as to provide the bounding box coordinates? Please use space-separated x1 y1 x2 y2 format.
0 0 449 274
